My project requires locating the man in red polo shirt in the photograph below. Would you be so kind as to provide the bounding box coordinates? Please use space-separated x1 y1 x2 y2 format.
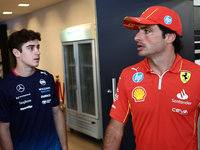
103 6 200 150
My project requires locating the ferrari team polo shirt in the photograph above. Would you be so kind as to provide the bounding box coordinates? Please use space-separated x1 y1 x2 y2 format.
110 54 200 150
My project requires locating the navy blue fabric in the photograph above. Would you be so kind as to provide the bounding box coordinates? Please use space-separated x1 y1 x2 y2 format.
0 69 61 150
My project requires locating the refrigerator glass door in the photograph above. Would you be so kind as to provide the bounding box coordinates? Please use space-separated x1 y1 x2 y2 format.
64 44 78 111
78 42 95 116
63 40 98 118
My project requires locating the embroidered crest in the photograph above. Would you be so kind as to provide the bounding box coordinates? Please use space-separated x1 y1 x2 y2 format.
180 71 191 84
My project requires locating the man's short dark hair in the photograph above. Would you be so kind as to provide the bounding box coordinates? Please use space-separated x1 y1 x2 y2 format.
8 29 41 53
158 24 183 54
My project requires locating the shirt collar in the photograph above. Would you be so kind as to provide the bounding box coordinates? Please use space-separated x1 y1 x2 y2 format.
169 54 183 73
12 68 37 77
143 53 183 73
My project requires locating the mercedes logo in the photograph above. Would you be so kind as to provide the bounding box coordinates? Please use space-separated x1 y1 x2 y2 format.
16 84 25 92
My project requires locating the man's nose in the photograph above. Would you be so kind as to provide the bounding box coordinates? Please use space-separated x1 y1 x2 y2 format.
35 48 40 55
134 31 141 42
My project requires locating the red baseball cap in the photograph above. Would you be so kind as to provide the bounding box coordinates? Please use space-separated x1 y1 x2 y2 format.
123 6 182 36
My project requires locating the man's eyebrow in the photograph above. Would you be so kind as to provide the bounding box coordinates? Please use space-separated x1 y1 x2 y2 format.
26 44 40 48
139 26 150 30
26 45 34 48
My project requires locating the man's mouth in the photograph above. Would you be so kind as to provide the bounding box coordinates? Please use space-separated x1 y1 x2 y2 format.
137 43 145 51
34 58 40 61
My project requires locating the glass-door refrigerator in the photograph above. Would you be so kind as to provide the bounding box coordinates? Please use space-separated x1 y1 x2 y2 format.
60 24 102 140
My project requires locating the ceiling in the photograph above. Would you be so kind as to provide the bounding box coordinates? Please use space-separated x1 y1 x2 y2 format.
0 0 65 23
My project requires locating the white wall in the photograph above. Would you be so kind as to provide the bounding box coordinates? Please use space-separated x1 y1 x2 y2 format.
5 0 96 84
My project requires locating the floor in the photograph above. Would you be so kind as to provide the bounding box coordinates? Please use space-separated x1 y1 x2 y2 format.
67 127 102 150
0 127 102 150
61 106 102 150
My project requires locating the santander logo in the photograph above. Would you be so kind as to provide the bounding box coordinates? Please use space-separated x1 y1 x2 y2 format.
177 89 188 100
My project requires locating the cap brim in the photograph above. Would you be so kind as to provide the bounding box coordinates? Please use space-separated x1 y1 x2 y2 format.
123 16 157 30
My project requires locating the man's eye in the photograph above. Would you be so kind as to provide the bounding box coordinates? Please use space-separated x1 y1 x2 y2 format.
145 30 150 34
28 47 34 50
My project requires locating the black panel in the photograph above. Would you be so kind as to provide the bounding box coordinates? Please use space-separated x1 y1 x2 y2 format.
0 24 10 77
95 0 194 149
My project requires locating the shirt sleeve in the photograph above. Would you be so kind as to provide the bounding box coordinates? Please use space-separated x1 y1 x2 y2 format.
110 69 130 123
0 86 11 122
50 75 59 107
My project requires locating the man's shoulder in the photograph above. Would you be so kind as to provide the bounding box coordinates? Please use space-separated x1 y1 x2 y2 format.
123 59 145 72
0 71 16 92
0 71 15 83
182 58 200 70
119 60 146 80
36 68 53 77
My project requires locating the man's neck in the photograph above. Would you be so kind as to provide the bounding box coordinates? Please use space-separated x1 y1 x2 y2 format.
147 52 176 76
14 66 36 77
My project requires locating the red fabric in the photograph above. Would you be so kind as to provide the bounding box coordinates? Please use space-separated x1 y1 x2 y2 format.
61 82 65 104
123 6 182 36
110 54 200 150
55 80 65 104
55 80 60 100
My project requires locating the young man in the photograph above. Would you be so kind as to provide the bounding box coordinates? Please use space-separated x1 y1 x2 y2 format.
103 6 200 150
0 29 68 150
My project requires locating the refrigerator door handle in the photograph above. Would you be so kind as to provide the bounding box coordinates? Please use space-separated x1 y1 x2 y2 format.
112 78 116 102
107 78 116 102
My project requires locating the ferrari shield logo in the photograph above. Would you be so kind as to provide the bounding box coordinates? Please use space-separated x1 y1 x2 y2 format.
180 71 191 84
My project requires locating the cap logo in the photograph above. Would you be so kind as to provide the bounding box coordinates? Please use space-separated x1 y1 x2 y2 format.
164 15 172 25
124 23 138 28
135 18 141 21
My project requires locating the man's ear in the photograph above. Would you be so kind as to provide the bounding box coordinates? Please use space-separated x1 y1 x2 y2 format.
165 33 176 44
12 49 20 58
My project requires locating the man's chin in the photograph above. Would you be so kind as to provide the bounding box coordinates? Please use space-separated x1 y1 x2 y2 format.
138 51 146 57
34 64 39 68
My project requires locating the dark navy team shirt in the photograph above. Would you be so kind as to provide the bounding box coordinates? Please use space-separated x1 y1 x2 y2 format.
0 69 61 150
